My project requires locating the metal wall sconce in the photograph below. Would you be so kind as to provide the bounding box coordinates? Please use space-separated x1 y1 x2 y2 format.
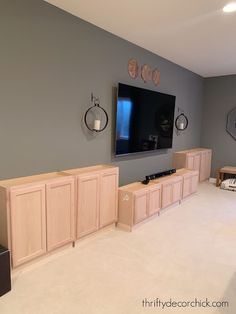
84 94 108 133
175 108 188 135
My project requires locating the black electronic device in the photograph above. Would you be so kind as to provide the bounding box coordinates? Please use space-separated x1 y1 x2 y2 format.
115 83 176 156
141 169 176 184
0 246 11 297
141 178 150 185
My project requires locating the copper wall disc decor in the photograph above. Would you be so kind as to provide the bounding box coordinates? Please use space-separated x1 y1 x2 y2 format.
141 64 152 83
128 58 139 79
152 69 160 86
127 58 161 86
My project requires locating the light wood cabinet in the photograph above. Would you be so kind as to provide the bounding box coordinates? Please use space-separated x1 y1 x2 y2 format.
46 178 75 252
0 165 118 268
191 173 199 194
187 152 201 172
63 165 119 239
100 170 118 228
0 172 75 268
118 181 162 231
118 170 199 231
173 148 212 182
10 184 46 268
186 154 194 169
200 150 212 181
161 176 183 209
162 182 173 208
175 169 199 199
149 185 161 216
182 175 191 198
172 179 183 203
77 174 100 238
134 190 148 224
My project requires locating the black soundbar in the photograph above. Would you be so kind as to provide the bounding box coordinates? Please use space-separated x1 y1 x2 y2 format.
142 169 176 185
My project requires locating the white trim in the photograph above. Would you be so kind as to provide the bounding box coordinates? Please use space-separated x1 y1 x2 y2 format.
209 177 216 184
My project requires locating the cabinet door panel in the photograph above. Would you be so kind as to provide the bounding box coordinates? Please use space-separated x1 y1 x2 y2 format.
206 151 212 179
183 177 191 198
193 154 201 171
134 191 148 224
77 174 99 238
200 152 207 181
172 180 182 203
186 154 194 170
149 186 161 216
10 184 46 267
187 153 201 172
100 170 118 228
46 178 75 252
191 175 199 194
162 183 172 208
200 151 211 181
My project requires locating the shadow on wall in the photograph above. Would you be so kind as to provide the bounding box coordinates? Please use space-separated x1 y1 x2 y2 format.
218 272 236 314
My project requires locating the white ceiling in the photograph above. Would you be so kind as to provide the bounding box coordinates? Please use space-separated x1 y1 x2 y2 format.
44 0 236 77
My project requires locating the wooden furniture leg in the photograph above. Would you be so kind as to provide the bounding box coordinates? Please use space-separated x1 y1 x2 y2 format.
220 172 224 185
216 170 220 187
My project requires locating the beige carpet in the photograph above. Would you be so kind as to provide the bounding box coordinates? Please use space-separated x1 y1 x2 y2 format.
0 182 236 314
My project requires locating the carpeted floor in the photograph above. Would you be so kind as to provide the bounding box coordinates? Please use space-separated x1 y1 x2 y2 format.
0 182 236 314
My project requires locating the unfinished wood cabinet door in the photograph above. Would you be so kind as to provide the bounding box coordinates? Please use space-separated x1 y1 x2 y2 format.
162 183 172 208
77 174 99 238
200 151 207 181
200 150 212 181
148 185 161 216
187 153 201 173
134 190 148 224
172 180 182 203
191 174 199 194
193 154 201 172
186 154 194 170
183 176 191 198
46 178 75 252
10 184 46 267
206 150 212 179
100 170 118 228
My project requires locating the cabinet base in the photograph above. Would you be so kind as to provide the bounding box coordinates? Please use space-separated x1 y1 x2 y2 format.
76 223 117 242
117 211 161 232
12 242 74 275
161 200 181 212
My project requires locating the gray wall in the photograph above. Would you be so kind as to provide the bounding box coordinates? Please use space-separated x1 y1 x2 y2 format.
201 75 236 177
0 0 203 185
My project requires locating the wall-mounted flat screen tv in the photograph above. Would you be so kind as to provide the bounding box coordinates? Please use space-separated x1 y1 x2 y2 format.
115 83 176 156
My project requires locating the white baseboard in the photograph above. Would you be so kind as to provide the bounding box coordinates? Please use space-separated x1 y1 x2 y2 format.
209 177 216 183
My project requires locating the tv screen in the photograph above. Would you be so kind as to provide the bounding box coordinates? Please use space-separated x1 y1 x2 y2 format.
115 83 176 156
